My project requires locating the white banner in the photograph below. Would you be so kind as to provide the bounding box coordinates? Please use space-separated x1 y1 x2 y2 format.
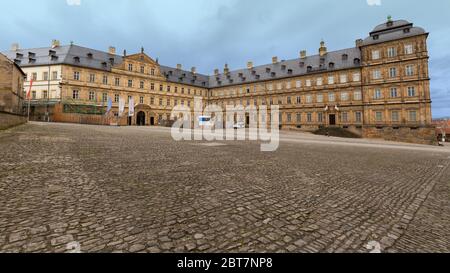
129 97 135 117
118 97 125 117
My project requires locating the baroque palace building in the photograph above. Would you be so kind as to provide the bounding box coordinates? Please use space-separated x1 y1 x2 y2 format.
2 18 435 143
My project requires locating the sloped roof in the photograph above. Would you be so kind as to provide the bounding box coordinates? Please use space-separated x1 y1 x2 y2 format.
362 19 426 46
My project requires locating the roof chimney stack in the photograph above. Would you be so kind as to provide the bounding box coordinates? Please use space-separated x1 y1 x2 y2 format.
11 43 19 51
319 40 327 57
272 56 278 64
247 61 253 69
176 64 182 70
300 50 307 59
123 49 127 57
355 39 363 48
214 69 219 76
191 67 196 74
108 46 116 55
224 64 229 74
51 40 60 48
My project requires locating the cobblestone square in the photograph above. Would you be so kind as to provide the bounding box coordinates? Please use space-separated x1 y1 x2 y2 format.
0 123 449 253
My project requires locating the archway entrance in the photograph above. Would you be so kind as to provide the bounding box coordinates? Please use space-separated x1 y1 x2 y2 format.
137 111 146 126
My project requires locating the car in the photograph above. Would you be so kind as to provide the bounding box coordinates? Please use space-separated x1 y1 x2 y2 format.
233 122 246 129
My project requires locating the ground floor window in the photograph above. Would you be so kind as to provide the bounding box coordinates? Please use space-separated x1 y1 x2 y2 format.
355 112 362 123
409 110 417 122
72 90 79 100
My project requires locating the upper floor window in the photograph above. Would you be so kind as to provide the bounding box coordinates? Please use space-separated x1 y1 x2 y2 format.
373 70 381 80
387 47 397 58
341 92 349 101
151 68 155 75
407 87 416 97
43 72 48 81
306 95 313 104
374 88 382 99
316 77 323 86
317 94 324 103
128 64 133 71
140 66 145 73
72 90 79 100
390 88 398 98
140 81 144 89
89 73 95 83
405 44 414 55
340 74 347 83
115 77 120 86
128 79 133 88
389 67 397 78
372 50 380 60
32 73 37 81
277 83 282 90
406 65 414 76
306 79 312 87
286 82 291 89
375 111 383 122
102 75 108 85
102 93 108 102
328 76 334 85
52 71 58 80
295 80 302 88
354 91 362 101
328 93 335 102
409 110 417 122
114 94 120 103
353 73 361 82
73 71 80 81
89 91 96 101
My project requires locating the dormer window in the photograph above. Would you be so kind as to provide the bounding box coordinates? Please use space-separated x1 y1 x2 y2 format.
216 77 220 81
373 35 379 40
16 53 23 59
109 58 115 65
307 66 312 72
202 82 206 87
238 72 243 77
281 65 286 70
387 21 394 27
87 53 93 58
329 62 335 69
29 58 36 64
353 58 361 65
266 68 271 73
255 75 260 80
404 28 410 33
229 79 234 83
320 58 325 64
51 55 59 61
241 77 246 81
49 50 56 56
168 71 173 76
299 62 305 68
28 52 35 58
251 70 256 75
101 62 107 68
342 54 348 61
73 56 80 63
271 72 276 77
287 69 293 74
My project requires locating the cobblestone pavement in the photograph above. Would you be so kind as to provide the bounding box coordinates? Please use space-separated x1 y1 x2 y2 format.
0 122 449 253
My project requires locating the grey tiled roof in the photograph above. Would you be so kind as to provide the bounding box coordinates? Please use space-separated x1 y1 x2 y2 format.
159 65 210 88
362 19 426 46
208 47 361 88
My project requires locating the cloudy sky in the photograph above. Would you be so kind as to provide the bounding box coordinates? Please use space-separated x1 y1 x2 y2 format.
1 0 449 117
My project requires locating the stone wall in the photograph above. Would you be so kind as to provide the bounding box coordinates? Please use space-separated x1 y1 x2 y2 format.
0 111 26 130
363 125 437 145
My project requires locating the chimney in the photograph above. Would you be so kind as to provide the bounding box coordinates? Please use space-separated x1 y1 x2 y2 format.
355 39 363 48
224 64 229 74
272 56 278 64
11 43 20 51
191 67 196 74
300 50 307 59
51 40 60 48
214 69 219 76
319 40 327 57
108 46 116 55
123 49 127 57
176 64 182 70
247 61 253 69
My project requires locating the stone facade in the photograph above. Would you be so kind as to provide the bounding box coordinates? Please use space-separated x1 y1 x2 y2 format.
0 53 26 129
2 18 435 144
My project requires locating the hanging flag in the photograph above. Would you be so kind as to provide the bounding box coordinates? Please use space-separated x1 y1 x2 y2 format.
27 79 34 99
118 97 125 117
106 97 113 113
128 97 135 117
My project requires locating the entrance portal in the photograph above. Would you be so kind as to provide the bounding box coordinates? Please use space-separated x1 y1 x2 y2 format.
136 111 146 126
329 114 336 126
150 116 155 126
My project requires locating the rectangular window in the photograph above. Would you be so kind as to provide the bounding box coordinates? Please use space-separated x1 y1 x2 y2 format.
74 71 80 81
150 83 155 90
373 70 381 80
306 95 313 104
32 73 37 81
115 78 120 86
32 91 36 99
150 97 154 105
407 87 416 97
72 90 79 100
151 69 155 75
159 98 163 106
43 72 48 81
355 112 362 123
296 113 302 123
354 91 362 101
167 86 171 92
287 97 292 104
353 73 361 82
318 113 323 123
409 110 417 122
102 93 108 102
374 89 382 99
340 74 347 83
42 90 48 99
341 92 349 101
388 47 397 58
286 82 291 89
306 79 312 87
102 75 108 85
287 113 292 122
128 80 133 88
140 97 144 104
296 96 301 104
89 91 95 101
328 76 334 85
372 50 380 60
114 94 119 103
89 74 95 83
406 65 414 76
128 64 133 71
277 83 282 90
52 71 58 80
316 77 323 86
307 113 312 123
317 94 324 103
140 81 144 89
140 66 145 73
342 112 348 123
295 80 301 88
389 67 397 78
390 88 398 98
328 93 335 102
160 85 163 91
375 111 383 122
391 111 400 122
405 44 414 55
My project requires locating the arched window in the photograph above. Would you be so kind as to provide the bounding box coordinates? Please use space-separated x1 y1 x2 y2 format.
329 62 335 69
353 58 361 65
